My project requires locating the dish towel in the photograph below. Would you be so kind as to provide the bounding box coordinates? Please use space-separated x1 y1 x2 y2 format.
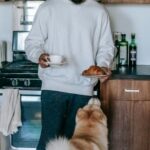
0 89 22 136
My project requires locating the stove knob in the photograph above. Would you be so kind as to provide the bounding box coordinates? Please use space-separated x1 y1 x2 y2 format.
12 79 18 87
24 79 31 87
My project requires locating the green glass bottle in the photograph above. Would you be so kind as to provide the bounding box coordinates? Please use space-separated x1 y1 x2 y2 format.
119 34 128 66
112 32 121 69
114 32 121 55
129 33 137 67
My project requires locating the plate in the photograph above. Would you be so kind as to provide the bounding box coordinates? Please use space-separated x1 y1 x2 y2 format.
82 74 108 78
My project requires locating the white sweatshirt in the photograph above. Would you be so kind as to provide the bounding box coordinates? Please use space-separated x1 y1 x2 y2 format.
25 0 114 96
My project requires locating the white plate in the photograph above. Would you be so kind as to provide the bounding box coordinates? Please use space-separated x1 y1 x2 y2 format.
82 74 108 78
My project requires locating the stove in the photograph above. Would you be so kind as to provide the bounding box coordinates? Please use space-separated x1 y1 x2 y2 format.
0 31 41 89
0 31 42 150
0 62 41 89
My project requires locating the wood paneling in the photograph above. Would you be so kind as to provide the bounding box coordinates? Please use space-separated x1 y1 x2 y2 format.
101 79 150 150
109 101 133 150
132 101 150 150
108 100 150 150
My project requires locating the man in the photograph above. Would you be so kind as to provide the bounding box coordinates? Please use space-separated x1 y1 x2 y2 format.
25 0 114 150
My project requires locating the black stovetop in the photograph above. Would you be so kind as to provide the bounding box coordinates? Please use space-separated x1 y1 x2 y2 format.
1 61 38 73
0 60 41 88
0 31 41 88
0 60 39 78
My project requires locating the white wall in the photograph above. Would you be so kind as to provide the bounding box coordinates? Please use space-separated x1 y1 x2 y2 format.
106 4 150 65
0 3 150 64
0 2 13 61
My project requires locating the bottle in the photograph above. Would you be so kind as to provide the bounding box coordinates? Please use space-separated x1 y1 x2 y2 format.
114 32 121 50
112 32 121 70
118 34 128 66
129 33 137 67
114 32 121 63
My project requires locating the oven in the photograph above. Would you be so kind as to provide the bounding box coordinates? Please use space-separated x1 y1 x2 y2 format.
0 89 42 150
10 90 42 150
0 31 42 150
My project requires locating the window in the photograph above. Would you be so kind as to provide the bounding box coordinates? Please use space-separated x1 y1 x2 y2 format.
14 1 44 31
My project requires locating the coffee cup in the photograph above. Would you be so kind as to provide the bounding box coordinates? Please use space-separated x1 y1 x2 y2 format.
49 55 64 64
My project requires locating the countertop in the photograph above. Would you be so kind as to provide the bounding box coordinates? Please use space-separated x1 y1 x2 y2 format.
1 65 150 80
111 65 150 80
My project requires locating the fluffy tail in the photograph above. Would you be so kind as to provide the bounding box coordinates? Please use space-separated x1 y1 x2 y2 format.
46 137 72 150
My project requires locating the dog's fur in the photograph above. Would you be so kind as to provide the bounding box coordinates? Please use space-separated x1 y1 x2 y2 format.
46 98 108 150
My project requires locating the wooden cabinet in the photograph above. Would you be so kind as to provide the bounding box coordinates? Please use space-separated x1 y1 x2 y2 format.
101 79 150 150
101 0 150 3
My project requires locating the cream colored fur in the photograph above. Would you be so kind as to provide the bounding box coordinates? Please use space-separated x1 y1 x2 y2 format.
46 98 108 150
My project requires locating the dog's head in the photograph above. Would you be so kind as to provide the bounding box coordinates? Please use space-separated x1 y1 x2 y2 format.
75 98 107 128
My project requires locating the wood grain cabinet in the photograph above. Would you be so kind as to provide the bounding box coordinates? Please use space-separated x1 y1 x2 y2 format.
101 79 150 150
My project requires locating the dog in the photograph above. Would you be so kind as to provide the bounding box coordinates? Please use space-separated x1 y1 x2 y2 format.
46 98 108 150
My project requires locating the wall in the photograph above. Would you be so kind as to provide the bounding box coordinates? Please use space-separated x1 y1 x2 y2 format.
0 2 150 64
106 4 150 65
0 2 13 61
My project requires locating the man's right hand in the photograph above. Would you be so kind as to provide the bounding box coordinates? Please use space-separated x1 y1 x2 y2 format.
39 53 50 68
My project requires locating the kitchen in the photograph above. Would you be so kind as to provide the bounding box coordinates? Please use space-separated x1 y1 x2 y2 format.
0 0 150 150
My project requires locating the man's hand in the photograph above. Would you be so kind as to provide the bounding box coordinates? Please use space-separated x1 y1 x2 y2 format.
100 67 112 83
39 53 50 68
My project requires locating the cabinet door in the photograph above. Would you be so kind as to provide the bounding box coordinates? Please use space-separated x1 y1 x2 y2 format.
109 100 133 150
109 100 150 150
132 101 150 150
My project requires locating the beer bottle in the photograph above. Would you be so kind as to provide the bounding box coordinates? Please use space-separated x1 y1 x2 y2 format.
129 33 137 67
119 34 128 66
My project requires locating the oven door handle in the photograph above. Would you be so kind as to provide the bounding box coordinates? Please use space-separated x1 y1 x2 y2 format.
19 90 41 102
21 95 41 102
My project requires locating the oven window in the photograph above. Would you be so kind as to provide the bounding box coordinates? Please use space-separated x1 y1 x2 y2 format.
11 95 41 148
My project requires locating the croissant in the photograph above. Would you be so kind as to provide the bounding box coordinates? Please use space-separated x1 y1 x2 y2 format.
82 65 106 75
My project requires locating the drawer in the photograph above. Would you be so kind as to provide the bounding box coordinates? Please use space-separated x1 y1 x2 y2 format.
106 80 150 101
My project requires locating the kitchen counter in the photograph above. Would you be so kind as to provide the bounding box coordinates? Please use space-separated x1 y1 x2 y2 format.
101 65 150 150
111 65 150 80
